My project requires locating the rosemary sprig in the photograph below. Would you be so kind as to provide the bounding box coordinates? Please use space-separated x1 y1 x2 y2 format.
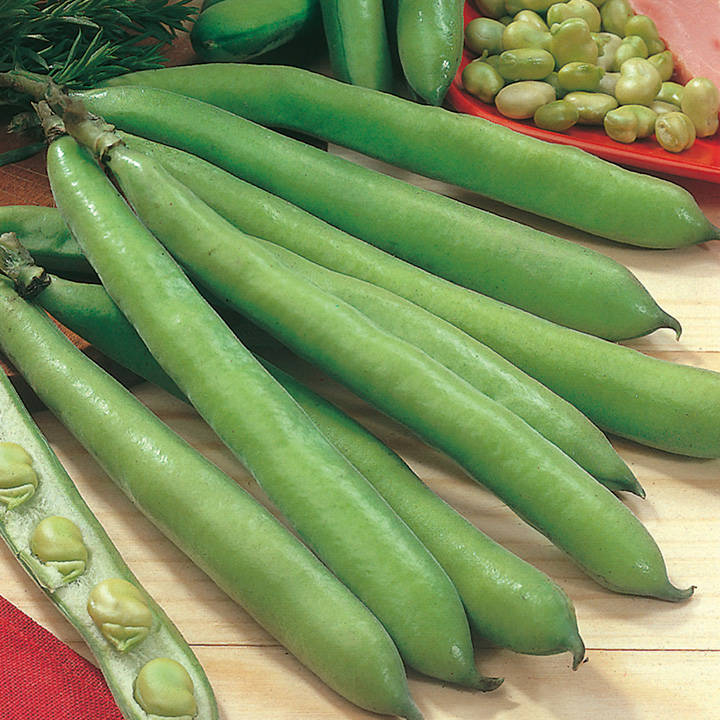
1 0 196 91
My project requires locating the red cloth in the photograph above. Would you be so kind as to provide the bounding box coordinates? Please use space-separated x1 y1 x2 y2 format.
0 594 124 719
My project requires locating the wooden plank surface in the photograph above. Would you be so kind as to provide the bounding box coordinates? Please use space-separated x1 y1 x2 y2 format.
1 54 719 720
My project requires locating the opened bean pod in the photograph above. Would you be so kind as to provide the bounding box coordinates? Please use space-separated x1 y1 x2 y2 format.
0 354 217 720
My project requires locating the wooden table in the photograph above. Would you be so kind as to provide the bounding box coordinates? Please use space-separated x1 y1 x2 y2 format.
1 60 719 720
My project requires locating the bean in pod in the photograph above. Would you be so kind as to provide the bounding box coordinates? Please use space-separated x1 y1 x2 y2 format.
4 248 586 667
0 204 91 278
47 128 486 691
0 358 218 720
85 125 720 455
79 83 689 337
0 273 423 720
101 64 720 248
97 129 690 602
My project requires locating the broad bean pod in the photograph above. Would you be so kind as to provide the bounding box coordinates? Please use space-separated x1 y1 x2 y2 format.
0 272 423 720
47 131 484 690
81 84 682 340
102 136 690 601
0 350 218 720
3 255 586 667
191 0 323 63
101 65 719 248
395 0 464 105
319 0 393 91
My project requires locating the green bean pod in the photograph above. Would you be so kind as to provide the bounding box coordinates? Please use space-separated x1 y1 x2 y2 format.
80 84 681 340
0 278 425 719
319 0 393 91
102 137 690 602
0 353 218 720
103 64 719 248
0 205 92 278
2 257 585 667
115 132 639 493
47 131 486 690
395 0 464 105
191 0 323 63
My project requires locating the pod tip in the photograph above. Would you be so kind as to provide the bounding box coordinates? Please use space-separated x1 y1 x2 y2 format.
402 700 424 720
570 635 587 670
662 310 682 340
658 583 695 603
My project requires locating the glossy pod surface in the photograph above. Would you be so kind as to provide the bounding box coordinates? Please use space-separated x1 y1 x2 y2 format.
48 134 482 691
0 265 422 720
104 64 719 249
81 84 681 341
319 0 393 91
0 330 218 720
18 267 583 666
106 142 689 602
396 0 464 105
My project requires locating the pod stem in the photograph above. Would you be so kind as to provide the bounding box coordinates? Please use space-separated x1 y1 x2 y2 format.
0 232 50 299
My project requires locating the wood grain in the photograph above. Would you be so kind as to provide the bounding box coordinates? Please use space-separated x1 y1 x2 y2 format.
1 43 719 720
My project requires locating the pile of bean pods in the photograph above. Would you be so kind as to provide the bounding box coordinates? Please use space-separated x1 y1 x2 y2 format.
191 0 466 105
0 64 718 719
462 0 720 151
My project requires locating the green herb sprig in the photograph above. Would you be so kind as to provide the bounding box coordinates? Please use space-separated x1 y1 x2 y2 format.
1 0 196 91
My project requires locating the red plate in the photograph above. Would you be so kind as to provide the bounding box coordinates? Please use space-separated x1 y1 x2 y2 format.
447 2 720 183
